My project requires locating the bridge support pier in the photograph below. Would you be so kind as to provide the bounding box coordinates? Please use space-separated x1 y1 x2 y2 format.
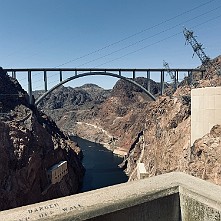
188 70 193 85
174 71 178 89
28 71 33 105
160 71 164 95
60 71 63 82
147 71 150 92
12 71 16 79
44 71 47 92
133 70 135 80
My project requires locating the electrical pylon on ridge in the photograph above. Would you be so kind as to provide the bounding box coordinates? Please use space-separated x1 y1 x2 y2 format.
183 27 210 67
163 60 177 90
163 60 175 81
163 60 175 80
183 27 220 76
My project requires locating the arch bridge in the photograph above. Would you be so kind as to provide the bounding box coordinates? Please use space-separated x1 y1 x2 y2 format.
4 68 203 105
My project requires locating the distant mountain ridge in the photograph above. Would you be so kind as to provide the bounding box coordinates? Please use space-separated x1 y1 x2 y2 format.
34 84 111 109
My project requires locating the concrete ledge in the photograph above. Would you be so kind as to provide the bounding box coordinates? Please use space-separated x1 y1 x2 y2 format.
1 172 221 220
137 163 148 179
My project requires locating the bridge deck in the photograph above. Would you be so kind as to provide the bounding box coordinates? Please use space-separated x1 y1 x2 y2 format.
3 67 204 105
4 68 203 72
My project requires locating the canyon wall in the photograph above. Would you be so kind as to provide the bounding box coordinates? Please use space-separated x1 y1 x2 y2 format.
36 56 221 186
0 68 84 211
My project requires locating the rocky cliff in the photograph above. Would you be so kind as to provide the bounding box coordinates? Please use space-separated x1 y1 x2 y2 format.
35 84 111 129
0 68 84 211
36 55 221 186
123 56 221 184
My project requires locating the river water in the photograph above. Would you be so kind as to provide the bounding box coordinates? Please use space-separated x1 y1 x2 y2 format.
72 136 128 192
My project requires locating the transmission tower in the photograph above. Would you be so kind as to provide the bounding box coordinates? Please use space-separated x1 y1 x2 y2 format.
183 27 211 67
183 27 221 77
163 60 177 89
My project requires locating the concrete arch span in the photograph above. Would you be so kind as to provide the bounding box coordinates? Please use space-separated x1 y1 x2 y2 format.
35 71 156 106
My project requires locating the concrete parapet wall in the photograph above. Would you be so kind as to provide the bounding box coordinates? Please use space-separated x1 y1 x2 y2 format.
1 172 221 220
191 87 221 145
180 191 221 220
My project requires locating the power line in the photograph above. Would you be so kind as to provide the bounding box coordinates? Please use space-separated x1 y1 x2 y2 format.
76 6 221 68
55 0 218 68
31 13 221 91
19 6 221 90
16 0 219 83
95 14 221 68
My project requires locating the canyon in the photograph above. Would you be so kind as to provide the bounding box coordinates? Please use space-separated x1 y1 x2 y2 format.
37 56 221 186
1 55 221 211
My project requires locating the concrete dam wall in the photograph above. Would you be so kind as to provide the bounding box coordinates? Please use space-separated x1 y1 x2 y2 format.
191 86 221 145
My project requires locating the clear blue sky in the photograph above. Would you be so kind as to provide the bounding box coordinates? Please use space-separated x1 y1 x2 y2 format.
0 0 220 90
